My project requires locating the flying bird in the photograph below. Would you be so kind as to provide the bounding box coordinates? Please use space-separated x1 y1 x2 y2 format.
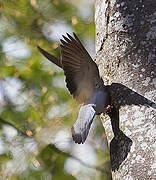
38 33 110 144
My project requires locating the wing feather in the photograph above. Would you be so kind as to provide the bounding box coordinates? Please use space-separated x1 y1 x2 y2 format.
37 46 62 68
61 33 102 103
71 104 96 144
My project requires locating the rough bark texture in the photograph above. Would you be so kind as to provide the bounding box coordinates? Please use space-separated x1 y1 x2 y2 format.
95 0 156 179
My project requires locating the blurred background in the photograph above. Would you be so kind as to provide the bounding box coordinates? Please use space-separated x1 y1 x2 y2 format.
0 0 111 179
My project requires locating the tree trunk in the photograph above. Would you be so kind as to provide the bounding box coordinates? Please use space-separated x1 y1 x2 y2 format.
95 0 156 179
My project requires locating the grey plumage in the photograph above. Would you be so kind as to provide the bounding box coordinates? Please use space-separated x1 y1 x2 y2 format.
71 104 96 144
38 33 110 144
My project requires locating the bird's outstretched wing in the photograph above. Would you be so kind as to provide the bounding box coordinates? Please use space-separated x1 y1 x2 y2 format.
37 46 62 68
71 104 96 144
38 33 103 103
38 33 105 144
60 33 103 103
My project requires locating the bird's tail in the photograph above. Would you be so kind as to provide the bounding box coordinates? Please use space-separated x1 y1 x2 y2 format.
71 104 96 144
37 46 62 68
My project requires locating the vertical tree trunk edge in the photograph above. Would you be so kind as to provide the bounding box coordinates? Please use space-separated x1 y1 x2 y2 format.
95 0 156 179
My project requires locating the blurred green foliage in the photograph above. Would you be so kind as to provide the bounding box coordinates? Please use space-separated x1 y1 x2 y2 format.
0 0 111 179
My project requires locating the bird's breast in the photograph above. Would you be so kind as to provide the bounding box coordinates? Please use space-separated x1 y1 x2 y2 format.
87 90 109 114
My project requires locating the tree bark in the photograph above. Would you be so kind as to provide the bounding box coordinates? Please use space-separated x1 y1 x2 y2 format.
95 0 156 179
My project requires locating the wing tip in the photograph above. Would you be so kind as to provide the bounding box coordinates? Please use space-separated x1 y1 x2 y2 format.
60 39 67 45
66 32 72 38
60 32 82 48
71 127 87 144
73 32 78 39
37 45 43 52
37 46 62 68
